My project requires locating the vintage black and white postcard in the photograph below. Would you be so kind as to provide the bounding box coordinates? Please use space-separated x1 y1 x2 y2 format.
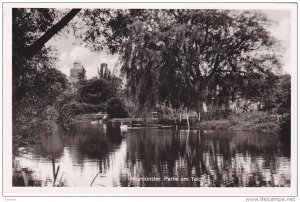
2 2 297 197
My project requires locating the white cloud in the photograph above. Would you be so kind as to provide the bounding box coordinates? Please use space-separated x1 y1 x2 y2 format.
270 18 290 48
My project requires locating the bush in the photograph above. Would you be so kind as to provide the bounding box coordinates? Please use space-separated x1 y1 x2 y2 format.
107 97 129 118
57 102 105 130
78 78 117 104
13 97 56 155
228 111 280 132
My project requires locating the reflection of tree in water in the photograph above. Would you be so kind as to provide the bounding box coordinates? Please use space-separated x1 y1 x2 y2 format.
120 129 290 187
105 125 123 145
32 123 124 178
73 124 123 174
32 124 64 159
119 129 184 186
279 130 291 158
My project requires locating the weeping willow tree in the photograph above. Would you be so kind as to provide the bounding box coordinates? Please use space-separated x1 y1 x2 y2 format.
77 9 282 119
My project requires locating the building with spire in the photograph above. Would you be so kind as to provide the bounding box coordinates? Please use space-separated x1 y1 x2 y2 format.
69 58 84 93
70 58 83 83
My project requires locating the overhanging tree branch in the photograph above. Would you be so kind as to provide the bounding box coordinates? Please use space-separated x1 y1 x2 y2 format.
23 9 81 57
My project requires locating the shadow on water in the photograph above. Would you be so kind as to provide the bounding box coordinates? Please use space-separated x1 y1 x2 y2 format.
14 122 291 187
279 116 291 158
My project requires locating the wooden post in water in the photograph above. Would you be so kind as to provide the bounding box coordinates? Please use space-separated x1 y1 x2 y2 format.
52 156 55 186
186 114 190 129
185 108 190 129
175 117 177 127
180 112 182 122
21 170 28 186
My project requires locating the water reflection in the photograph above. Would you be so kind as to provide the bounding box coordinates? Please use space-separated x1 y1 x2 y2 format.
15 123 290 187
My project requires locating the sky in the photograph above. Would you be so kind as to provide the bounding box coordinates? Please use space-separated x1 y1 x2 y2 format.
263 10 291 74
51 9 291 79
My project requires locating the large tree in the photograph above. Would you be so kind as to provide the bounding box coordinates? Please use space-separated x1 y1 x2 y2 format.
78 9 281 114
78 78 118 104
13 8 80 107
12 8 79 154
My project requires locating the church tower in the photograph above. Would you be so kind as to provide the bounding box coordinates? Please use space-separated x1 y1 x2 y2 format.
69 58 83 93
70 58 83 84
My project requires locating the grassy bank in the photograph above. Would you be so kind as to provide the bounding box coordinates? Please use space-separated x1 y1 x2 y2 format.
196 111 286 132
229 112 281 132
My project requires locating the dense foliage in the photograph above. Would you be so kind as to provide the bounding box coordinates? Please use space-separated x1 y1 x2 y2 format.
12 9 71 154
78 9 282 114
271 74 291 114
107 97 129 118
77 67 87 85
78 78 117 104
57 101 105 130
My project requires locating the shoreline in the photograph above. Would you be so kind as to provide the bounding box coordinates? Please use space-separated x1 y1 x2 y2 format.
73 111 288 133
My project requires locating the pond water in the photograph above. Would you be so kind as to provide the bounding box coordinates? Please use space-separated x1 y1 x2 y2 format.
15 122 291 187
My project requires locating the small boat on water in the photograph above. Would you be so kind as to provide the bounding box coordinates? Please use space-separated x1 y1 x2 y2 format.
203 130 213 134
120 122 128 132
91 120 98 124
91 120 103 124
158 125 173 129
103 114 108 121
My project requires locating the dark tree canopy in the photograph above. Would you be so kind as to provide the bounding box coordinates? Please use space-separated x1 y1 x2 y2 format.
107 97 129 118
82 10 280 111
78 78 117 104
12 8 80 107
12 8 78 154
78 9 281 111
12 8 285 113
